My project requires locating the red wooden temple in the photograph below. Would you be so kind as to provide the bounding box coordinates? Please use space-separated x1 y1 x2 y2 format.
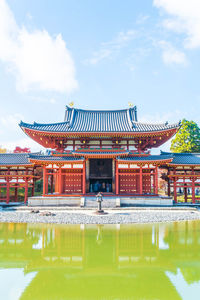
1 105 200 205
19 106 180 202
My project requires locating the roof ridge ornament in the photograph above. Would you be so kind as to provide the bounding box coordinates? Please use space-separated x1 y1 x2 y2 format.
128 102 134 108
68 101 74 107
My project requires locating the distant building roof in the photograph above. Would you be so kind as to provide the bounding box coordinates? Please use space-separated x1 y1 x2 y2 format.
29 154 84 162
161 151 200 165
118 152 200 165
0 153 33 166
20 106 180 133
117 154 173 162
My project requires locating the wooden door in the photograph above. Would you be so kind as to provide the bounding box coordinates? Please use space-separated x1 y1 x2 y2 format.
64 170 82 194
119 171 139 194
142 174 151 194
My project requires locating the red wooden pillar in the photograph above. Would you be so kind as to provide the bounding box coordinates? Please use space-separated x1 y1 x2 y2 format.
24 168 28 204
167 179 170 196
43 166 46 195
116 160 119 195
184 185 188 203
167 170 170 196
6 168 10 204
155 166 158 195
192 179 195 204
50 172 54 194
58 167 62 194
173 179 177 203
24 180 28 204
82 161 86 194
14 186 18 202
139 166 143 195
32 169 35 196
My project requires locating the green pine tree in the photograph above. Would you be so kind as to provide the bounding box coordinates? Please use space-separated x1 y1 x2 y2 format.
170 119 200 153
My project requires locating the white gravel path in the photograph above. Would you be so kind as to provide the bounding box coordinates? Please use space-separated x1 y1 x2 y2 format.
0 209 200 224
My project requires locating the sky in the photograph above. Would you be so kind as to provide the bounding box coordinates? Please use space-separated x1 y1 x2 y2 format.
0 0 200 153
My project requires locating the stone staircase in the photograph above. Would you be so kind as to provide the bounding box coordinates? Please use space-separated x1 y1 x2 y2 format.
83 195 173 208
84 197 117 208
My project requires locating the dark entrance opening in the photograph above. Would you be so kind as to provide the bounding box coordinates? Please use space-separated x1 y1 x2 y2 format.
89 159 112 193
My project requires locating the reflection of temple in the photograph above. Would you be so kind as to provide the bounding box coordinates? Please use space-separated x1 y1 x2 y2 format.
1 222 200 299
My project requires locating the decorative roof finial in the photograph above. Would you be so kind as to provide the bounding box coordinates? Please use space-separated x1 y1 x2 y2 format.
128 102 133 108
68 101 74 107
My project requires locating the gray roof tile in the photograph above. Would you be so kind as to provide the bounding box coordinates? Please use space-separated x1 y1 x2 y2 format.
117 154 173 162
161 151 200 165
0 153 32 166
20 106 180 133
29 154 84 161
73 150 129 155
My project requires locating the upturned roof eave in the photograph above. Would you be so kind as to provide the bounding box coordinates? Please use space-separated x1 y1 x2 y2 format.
20 124 180 135
168 163 200 166
29 157 85 163
117 158 173 163
0 163 34 167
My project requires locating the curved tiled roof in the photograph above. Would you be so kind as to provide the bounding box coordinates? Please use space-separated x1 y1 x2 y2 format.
29 154 84 161
117 154 173 162
0 153 33 166
160 151 200 165
20 106 180 133
73 150 129 156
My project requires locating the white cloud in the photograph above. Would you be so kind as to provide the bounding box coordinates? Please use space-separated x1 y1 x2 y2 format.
29 96 57 104
87 49 112 65
158 40 187 65
0 112 46 152
0 0 77 93
140 110 182 124
0 113 24 133
85 29 137 65
154 0 200 49
136 14 150 25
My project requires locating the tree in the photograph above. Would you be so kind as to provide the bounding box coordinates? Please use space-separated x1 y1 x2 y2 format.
0 147 7 153
14 146 31 153
170 119 200 153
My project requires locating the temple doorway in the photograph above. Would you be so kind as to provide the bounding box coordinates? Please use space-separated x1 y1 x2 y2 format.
89 159 112 193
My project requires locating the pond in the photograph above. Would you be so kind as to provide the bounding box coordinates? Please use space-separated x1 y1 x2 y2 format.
0 221 200 300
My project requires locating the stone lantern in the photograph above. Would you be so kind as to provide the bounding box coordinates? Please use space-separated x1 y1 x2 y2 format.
96 192 104 214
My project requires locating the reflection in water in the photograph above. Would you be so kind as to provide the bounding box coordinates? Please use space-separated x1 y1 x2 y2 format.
0 221 200 299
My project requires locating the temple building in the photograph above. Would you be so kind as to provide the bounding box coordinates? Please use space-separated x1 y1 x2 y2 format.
1 105 200 205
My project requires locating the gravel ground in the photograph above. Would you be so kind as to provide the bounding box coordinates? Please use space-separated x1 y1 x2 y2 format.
0 209 200 224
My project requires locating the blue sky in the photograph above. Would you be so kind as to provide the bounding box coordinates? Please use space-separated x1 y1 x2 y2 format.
0 0 200 152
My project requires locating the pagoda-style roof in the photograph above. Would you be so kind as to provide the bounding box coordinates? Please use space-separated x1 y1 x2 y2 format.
20 106 180 133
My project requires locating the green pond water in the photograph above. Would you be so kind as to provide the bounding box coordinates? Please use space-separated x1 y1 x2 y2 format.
0 221 200 300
